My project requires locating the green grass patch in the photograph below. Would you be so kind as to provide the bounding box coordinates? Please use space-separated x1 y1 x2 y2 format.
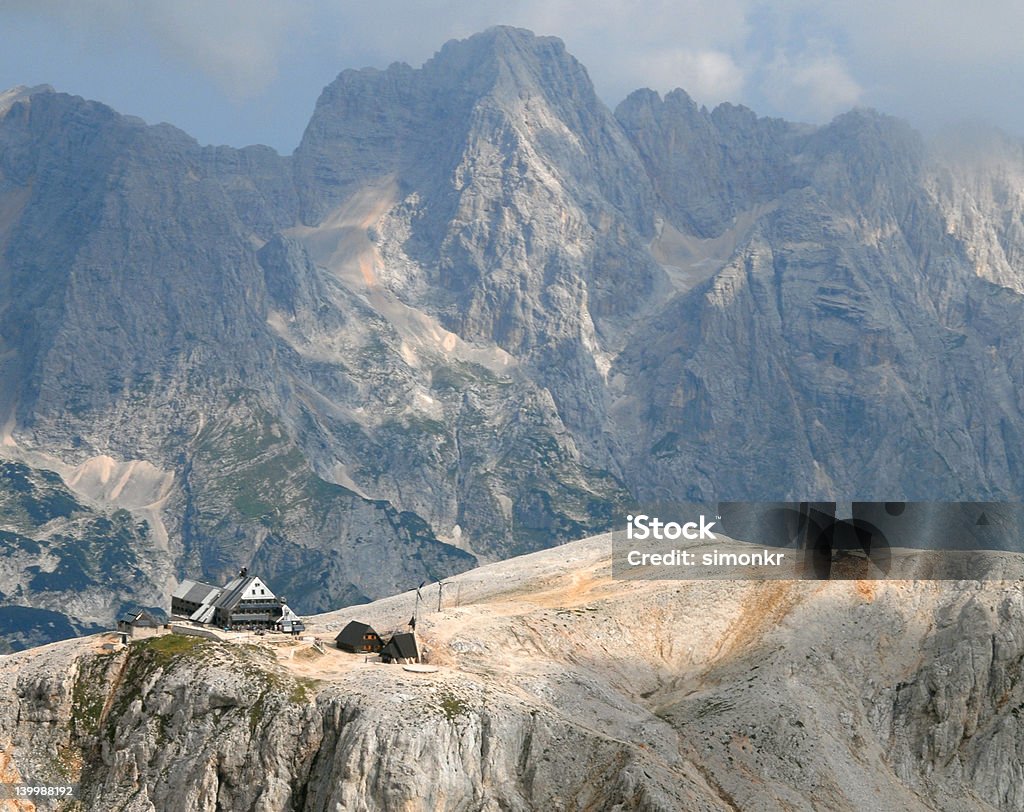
437 692 470 721
71 655 114 739
233 491 276 520
142 633 209 663
289 677 320 704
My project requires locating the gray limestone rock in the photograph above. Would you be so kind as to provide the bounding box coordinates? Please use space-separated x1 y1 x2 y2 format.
3 28 1024 644
2 536 1024 810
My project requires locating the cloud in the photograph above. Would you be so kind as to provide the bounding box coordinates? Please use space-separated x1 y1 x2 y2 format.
761 46 863 123
633 48 746 103
820 0 1024 66
6 0 306 100
3 0 1023 147
499 0 753 105
138 1 304 100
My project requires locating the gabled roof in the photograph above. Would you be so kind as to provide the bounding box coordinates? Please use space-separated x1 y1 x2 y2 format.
213 575 248 612
117 609 161 627
172 579 221 605
383 632 418 660
335 620 377 646
214 575 276 613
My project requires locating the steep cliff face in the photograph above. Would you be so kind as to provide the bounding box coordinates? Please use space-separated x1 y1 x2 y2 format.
612 104 1024 501
4 27 1024 643
0 34 633 633
615 88 803 238
927 128 1024 294
2 536 1023 810
293 27 659 466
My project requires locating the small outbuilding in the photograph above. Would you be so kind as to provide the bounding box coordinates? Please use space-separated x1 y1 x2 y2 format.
335 621 383 653
277 604 305 635
116 609 163 641
380 632 419 664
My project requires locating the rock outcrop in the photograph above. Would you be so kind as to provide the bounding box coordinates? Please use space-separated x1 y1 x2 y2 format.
2 535 1023 810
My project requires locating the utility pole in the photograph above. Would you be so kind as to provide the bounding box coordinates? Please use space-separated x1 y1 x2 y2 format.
437 581 453 612
413 580 426 628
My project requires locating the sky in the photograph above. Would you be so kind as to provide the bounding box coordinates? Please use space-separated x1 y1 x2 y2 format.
1 1 1021 154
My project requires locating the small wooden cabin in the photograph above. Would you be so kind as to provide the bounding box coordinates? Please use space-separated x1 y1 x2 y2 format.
380 632 419 664
335 621 383 653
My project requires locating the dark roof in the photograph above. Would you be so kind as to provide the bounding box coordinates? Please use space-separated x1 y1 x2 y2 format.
117 609 161 627
335 621 377 646
213 575 277 613
213 575 249 613
172 579 221 605
382 633 418 660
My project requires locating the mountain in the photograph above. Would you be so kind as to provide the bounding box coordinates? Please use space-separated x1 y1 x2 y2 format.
612 100 1024 501
2 534 1023 810
2 27 1024 643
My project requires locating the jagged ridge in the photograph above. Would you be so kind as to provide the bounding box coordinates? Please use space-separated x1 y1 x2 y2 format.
2 27 1024 644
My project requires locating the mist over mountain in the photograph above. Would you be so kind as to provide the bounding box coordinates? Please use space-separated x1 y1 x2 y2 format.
2 26 1024 644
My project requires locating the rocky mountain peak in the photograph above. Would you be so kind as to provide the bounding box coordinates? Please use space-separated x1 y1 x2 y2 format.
424 25 604 127
616 84 800 237
0 83 55 115
295 26 648 232
926 125 1024 293
425 25 576 80
5 27 1024 659
799 107 927 217
294 25 657 366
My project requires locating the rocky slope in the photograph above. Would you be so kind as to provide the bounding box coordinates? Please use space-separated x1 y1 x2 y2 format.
0 460 163 651
1 534 1023 810
928 127 1024 295
3 26 1024 642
